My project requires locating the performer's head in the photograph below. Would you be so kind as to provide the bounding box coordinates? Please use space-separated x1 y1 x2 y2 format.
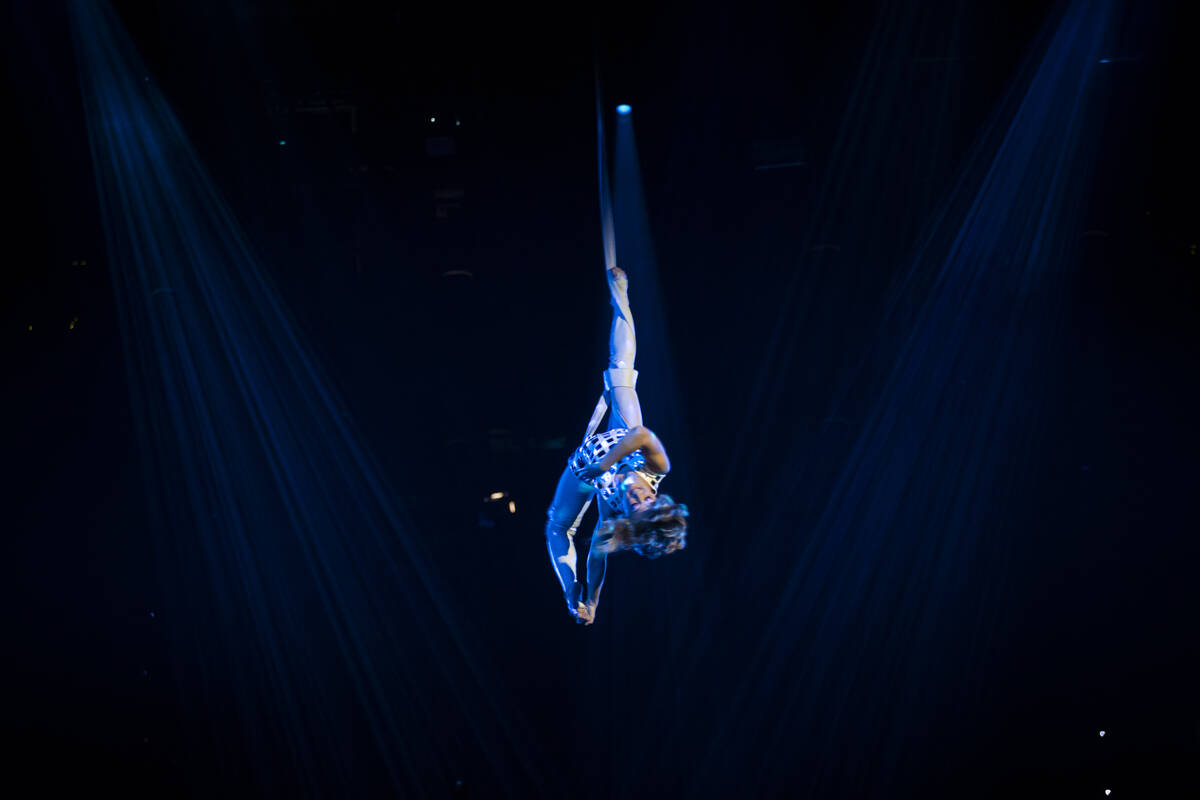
619 472 658 515
596 487 689 559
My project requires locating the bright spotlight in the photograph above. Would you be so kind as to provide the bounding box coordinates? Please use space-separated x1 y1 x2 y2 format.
616 104 631 115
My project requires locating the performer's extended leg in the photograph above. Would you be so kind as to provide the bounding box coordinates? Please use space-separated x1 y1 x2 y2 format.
605 267 643 429
545 467 593 618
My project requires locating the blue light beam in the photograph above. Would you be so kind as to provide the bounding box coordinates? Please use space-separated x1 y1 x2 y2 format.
66 0 543 794
687 0 1118 794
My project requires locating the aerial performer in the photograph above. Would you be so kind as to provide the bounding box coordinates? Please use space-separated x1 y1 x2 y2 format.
543 264 689 625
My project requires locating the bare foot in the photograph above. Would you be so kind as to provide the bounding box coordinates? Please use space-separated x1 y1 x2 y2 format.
576 601 599 626
606 266 628 298
565 582 585 621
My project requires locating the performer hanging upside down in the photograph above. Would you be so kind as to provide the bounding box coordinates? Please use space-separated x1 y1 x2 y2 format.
544 265 689 626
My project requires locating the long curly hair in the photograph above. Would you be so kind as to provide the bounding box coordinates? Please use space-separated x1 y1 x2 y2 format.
595 494 689 559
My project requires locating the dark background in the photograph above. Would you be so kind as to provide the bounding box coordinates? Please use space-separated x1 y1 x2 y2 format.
3 0 1196 797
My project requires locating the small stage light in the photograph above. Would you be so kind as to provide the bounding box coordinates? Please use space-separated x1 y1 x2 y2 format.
508 500 516 514
616 104 631 115
1099 730 1105 737
279 140 286 146
430 116 436 123
488 491 506 501
1105 791 1111 796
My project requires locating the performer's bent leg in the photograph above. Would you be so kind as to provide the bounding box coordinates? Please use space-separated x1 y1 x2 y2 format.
545 467 594 616
605 267 644 429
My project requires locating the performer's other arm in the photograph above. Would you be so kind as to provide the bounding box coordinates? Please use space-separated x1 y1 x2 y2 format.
581 507 616 625
587 426 671 475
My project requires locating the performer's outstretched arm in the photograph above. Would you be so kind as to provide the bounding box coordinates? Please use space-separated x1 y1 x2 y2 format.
579 505 617 625
583 527 607 624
